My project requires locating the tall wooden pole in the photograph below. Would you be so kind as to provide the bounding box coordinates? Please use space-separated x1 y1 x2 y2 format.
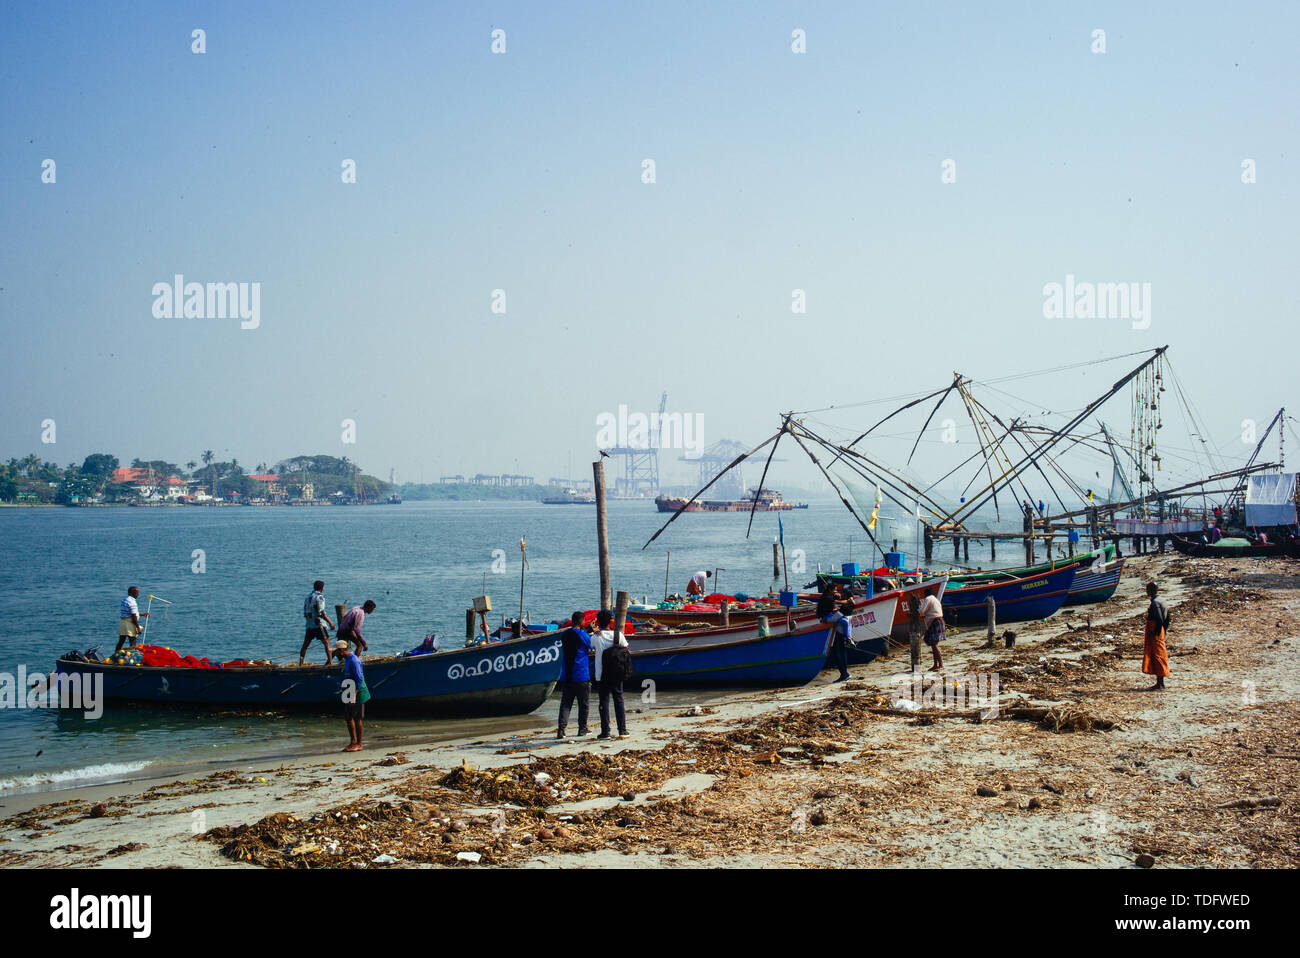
519 536 526 620
612 590 630 637
664 549 671 599
594 459 611 609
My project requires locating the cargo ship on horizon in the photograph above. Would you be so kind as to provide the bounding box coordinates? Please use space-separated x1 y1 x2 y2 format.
654 489 808 513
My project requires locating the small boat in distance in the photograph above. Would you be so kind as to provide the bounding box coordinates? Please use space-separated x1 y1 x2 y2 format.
543 488 596 505
655 488 808 513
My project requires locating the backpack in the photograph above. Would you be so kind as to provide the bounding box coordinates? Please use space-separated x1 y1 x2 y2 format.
602 635 634 685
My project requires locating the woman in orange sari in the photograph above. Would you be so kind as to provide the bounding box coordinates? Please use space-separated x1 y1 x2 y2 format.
1143 582 1170 691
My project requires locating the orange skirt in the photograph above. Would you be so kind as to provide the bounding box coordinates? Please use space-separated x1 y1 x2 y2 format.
1143 626 1170 677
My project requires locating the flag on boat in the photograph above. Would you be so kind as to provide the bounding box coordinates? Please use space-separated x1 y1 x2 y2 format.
778 513 785 547
867 484 883 531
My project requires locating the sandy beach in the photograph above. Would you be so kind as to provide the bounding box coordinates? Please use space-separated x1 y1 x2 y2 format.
3 552 1297 869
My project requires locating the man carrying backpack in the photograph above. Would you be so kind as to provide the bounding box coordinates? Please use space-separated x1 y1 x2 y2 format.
591 609 631 739
556 611 594 739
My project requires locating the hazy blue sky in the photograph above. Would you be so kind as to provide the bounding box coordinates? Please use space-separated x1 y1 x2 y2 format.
2 1 1297 493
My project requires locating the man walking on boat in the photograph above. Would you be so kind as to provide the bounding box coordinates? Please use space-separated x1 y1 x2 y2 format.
115 586 149 652
337 639 369 751
556 611 593 738
299 580 337 666
1143 582 1171 692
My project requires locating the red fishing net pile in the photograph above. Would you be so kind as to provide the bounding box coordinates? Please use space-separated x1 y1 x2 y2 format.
136 644 253 669
578 610 636 634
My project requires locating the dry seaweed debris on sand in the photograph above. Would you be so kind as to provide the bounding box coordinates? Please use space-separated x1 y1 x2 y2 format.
428 748 702 808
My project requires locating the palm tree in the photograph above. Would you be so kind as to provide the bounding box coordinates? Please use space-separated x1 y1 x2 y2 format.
185 460 197 478
21 454 40 478
202 450 215 497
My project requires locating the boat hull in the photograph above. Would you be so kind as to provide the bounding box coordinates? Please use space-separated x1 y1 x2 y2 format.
1170 535 1300 559
628 622 834 687
55 632 563 717
1062 557 1125 606
941 566 1076 625
654 495 806 513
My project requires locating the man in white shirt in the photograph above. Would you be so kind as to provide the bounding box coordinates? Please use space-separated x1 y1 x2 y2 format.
591 609 630 739
918 590 946 672
686 569 711 596
115 586 149 652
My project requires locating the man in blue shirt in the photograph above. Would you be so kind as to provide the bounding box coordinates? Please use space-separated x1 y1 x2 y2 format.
336 639 369 752
556 611 593 739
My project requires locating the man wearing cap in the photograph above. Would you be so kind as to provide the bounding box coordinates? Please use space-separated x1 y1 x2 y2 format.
337 639 369 751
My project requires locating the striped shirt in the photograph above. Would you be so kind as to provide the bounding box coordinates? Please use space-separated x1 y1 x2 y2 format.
120 594 139 619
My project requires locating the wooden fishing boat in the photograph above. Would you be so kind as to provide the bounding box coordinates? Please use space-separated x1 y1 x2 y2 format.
633 580 925 650
939 565 1076 625
943 544 1115 584
628 619 835 687
947 548 1123 607
819 545 1117 607
1062 555 1125 605
628 597 807 628
1170 535 1300 559
54 631 563 716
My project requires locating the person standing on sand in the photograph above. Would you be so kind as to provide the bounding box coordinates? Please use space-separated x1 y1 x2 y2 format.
829 598 854 682
115 586 149 652
556 611 593 739
918 589 945 672
1143 582 1171 691
299 580 336 666
591 609 629 740
337 639 369 751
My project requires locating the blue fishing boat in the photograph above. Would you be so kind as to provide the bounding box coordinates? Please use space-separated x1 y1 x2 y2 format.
54 631 563 717
940 565 1076 625
628 620 834 687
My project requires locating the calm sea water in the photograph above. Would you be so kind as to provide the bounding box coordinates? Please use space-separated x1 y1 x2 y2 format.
0 497 1001 795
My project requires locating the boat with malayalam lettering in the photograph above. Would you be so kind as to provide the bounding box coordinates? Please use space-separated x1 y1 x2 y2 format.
54 631 563 716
